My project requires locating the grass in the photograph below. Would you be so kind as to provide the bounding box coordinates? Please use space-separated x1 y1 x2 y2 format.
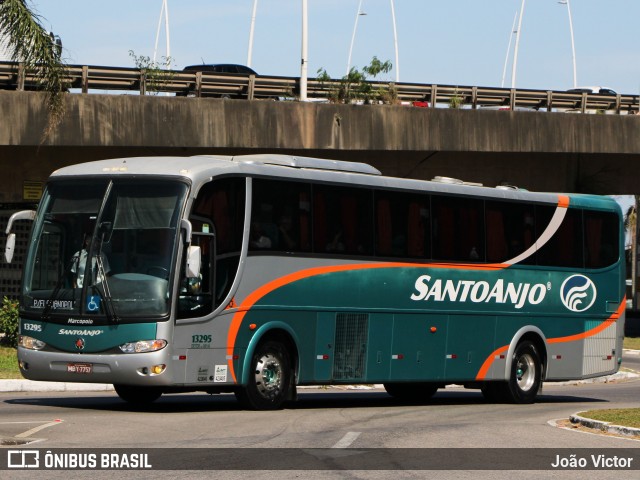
578 408 640 429
0 345 21 379
623 337 640 350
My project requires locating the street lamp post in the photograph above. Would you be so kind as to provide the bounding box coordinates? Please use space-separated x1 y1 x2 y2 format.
511 0 525 88
559 0 577 88
247 0 259 67
153 0 171 68
501 11 518 88
347 0 366 76
300 0 308 101
390 0 399 82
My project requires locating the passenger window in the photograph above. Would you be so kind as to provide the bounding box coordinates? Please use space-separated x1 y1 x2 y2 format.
537 208 583 268
313 185 373 256
584 211 619 269
375 190 430 259
432 195 485 262
250 179 311 253
485 201 535 263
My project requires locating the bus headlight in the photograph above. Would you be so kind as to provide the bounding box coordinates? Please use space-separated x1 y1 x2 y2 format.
119 339 167 354
19 335 46 350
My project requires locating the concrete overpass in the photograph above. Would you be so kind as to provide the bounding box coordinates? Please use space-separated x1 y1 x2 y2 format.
1 90 640 206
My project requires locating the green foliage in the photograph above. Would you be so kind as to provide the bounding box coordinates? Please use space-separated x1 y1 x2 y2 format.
0 0 68 138
316 56 396 104
362 56 392 78
128 50 175 94
448 89 463 109
579 408 640 429
0 346 21 379
624 337 640 350
0 297 19 348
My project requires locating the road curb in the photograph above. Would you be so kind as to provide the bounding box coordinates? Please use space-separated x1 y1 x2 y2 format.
570 412 640 439
1 370 638 393
0 379 113 393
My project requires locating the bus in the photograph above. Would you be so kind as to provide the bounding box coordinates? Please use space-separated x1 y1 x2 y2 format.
5 154 625 409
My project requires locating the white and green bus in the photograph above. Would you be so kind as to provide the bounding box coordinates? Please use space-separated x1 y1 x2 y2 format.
5 154 625 409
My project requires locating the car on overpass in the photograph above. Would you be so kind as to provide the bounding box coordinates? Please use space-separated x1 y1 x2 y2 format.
562 86 620 114
566 86 617 95
178 64 258 98
182 64 258 76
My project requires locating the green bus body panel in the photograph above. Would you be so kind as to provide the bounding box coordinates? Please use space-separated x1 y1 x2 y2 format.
233 264 622 384
248 266 619 317
19 319 157 353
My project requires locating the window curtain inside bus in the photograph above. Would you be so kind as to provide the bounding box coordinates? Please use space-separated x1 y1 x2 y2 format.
299 191 311 251
313 191 327 252
434 204 454 260
458 205 481 261
376 198 393 256
341 196 358 253
114 195 176 228
407 201 425 258
585 215 602 268
486 209 507 262
212 189 231 253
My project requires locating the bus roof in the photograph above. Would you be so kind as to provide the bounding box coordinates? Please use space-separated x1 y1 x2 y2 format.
48 154 619 211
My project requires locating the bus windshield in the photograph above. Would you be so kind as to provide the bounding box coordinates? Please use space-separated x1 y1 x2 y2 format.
22 179 188 322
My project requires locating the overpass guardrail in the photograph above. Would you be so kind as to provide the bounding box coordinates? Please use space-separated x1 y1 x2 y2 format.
0 61 638 114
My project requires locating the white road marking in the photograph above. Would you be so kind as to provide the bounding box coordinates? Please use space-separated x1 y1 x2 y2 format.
15 420 63 439
332 431 361 448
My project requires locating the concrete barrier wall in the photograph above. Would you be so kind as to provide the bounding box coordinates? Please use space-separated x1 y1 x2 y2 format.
1 91 640 205
2 91 640 152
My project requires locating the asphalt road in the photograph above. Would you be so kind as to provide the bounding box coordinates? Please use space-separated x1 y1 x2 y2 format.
1 375 639 480
622 350 640 372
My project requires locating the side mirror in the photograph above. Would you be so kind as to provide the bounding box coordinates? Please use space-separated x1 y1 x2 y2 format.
186 245 201 278
4 209 36 264
4 233 15 263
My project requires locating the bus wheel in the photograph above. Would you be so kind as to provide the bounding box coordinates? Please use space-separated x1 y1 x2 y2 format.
383 382 439 401
114 384 162 405
503 341 542 404
236 341 291 410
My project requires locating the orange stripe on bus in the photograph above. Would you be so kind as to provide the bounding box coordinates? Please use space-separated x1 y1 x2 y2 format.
475 345 510 380
475 298 625 381
547 298 625 344
557 195 570 208
226 261 508 383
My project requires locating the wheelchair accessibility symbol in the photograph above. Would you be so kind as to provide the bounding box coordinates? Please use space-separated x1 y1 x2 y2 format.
86 295 101 312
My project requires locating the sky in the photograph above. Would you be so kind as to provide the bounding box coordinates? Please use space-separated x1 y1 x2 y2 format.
20 0 640 95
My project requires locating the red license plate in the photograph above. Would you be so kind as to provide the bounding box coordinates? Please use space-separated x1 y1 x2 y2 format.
67 363 93 374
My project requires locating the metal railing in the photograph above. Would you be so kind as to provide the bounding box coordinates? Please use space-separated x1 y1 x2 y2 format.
0 61 638 114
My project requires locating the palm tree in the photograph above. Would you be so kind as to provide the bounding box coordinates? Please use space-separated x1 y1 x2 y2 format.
0 0 66 137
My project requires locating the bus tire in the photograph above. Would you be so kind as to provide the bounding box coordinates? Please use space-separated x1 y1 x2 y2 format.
503 340 542 404
236 341 291 410
383 382 439 401
114 384 162 405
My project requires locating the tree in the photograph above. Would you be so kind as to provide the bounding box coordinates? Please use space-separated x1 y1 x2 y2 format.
317 56 395 104
0 0 67 137
129 50 174 95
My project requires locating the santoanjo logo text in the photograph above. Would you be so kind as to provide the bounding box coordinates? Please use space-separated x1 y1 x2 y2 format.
410 275 548 309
